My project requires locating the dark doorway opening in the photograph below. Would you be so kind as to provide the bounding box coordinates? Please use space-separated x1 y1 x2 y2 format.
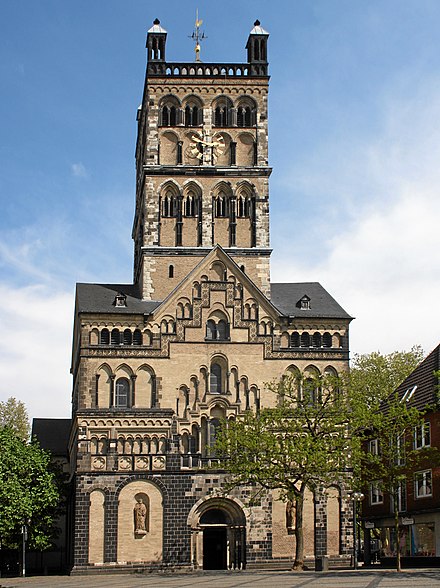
203 527 227 570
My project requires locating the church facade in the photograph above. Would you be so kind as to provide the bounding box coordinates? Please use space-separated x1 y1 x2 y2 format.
69 19 353 572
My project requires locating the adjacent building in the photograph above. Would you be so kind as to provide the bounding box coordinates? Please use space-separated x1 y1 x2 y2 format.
362 344 440 566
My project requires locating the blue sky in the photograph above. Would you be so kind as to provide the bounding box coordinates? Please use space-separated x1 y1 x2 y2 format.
1 1 440 419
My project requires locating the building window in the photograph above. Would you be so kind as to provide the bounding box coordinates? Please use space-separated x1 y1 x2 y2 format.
206 319 229 341
214 193 229 217
370 482 383 505
168 265 174 278
210 363 222 393
161 104 178 126
300 332 310 347
133 329 142 346
111 328 120 345
100 328 110 345
123 329 132 345
414 422 431 449
402 385 417 403
322 332 332 348
369 438 379 455
115 378 130 408
290 332 300 347
415 470 432 498
162 191 177 217
312 332 322 347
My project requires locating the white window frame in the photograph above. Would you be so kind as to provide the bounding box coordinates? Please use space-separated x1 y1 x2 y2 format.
415 470 432 499
370 481 384 505
414 421 431 450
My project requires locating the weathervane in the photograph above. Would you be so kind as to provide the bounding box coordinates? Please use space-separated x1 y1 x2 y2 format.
190 9 206 62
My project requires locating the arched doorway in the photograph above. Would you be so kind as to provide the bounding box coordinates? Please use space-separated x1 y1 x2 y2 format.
188 498 246 570
200 508 228 569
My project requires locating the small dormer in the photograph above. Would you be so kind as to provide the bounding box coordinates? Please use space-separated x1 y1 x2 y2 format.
296 295 311 310
246 20 269 76
146 18 167 64
114 292 127 308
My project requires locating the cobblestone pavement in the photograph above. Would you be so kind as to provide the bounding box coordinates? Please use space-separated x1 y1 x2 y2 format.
3 570 440 588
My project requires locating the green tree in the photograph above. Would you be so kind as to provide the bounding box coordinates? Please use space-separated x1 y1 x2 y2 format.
0 397 30 441
349 346 424 413
215 372 355 570
0 427 60 550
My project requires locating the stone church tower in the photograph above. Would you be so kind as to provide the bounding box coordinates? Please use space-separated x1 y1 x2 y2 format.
69 19 353 572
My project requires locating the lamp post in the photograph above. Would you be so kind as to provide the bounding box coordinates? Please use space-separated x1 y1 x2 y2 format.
21 522 28 578
352 492 364 569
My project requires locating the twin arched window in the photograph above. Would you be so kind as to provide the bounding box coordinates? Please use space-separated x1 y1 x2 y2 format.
206 319 229 341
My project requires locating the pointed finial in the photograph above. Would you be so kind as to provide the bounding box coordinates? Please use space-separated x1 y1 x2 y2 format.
190 9 207 62
153 18 160 25
254 20 260 26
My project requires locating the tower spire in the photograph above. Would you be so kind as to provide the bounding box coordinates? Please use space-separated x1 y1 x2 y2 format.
190 9 206 62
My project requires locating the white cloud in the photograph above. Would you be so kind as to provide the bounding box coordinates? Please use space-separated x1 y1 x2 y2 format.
0 284 72 420
71 162 89 178
272 76 440 357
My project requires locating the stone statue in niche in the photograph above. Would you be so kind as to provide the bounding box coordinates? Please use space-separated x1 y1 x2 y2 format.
286 498 295 530
134 498 148 535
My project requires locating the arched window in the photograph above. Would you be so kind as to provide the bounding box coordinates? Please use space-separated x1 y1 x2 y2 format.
162 190 177 217
115 378 130 407
123 329 132 345
290 332 300 347
237 195 251 218
100 328 110 345
209 418 221 448
160 97 180 127
206 319 229 341
217 320 228 341
214 192 229 217
184 192 198 217
184 104 201 127
323 332 332 348
213 98 233 127
210 363 222 393
133 329 142 346
111 328 120 345
312 332 322 348
168 264 174 278
300 332 310 348
206 319 216 340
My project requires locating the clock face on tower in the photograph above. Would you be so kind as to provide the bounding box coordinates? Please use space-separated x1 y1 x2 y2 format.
187 132 226 164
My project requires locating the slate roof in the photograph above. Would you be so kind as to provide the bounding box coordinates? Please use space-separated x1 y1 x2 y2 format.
32 418 71 457
394 344 440 411
75 283 161 315
270 282 352 320
75 280 351 321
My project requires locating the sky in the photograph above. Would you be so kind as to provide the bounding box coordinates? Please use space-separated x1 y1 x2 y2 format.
1 1 439 420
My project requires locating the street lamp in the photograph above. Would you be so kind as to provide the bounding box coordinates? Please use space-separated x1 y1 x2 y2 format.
351 492 364 569
21 522 28 578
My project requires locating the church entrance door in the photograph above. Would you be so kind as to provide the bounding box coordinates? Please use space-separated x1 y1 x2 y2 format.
203 526 227 570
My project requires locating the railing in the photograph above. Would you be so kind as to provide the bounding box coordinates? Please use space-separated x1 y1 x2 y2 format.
147 62 268 78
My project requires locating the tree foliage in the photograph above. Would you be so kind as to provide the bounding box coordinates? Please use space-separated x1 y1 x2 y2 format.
215 372 355 570
0 427 60 550
0 397 30 441
349 346 424 413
